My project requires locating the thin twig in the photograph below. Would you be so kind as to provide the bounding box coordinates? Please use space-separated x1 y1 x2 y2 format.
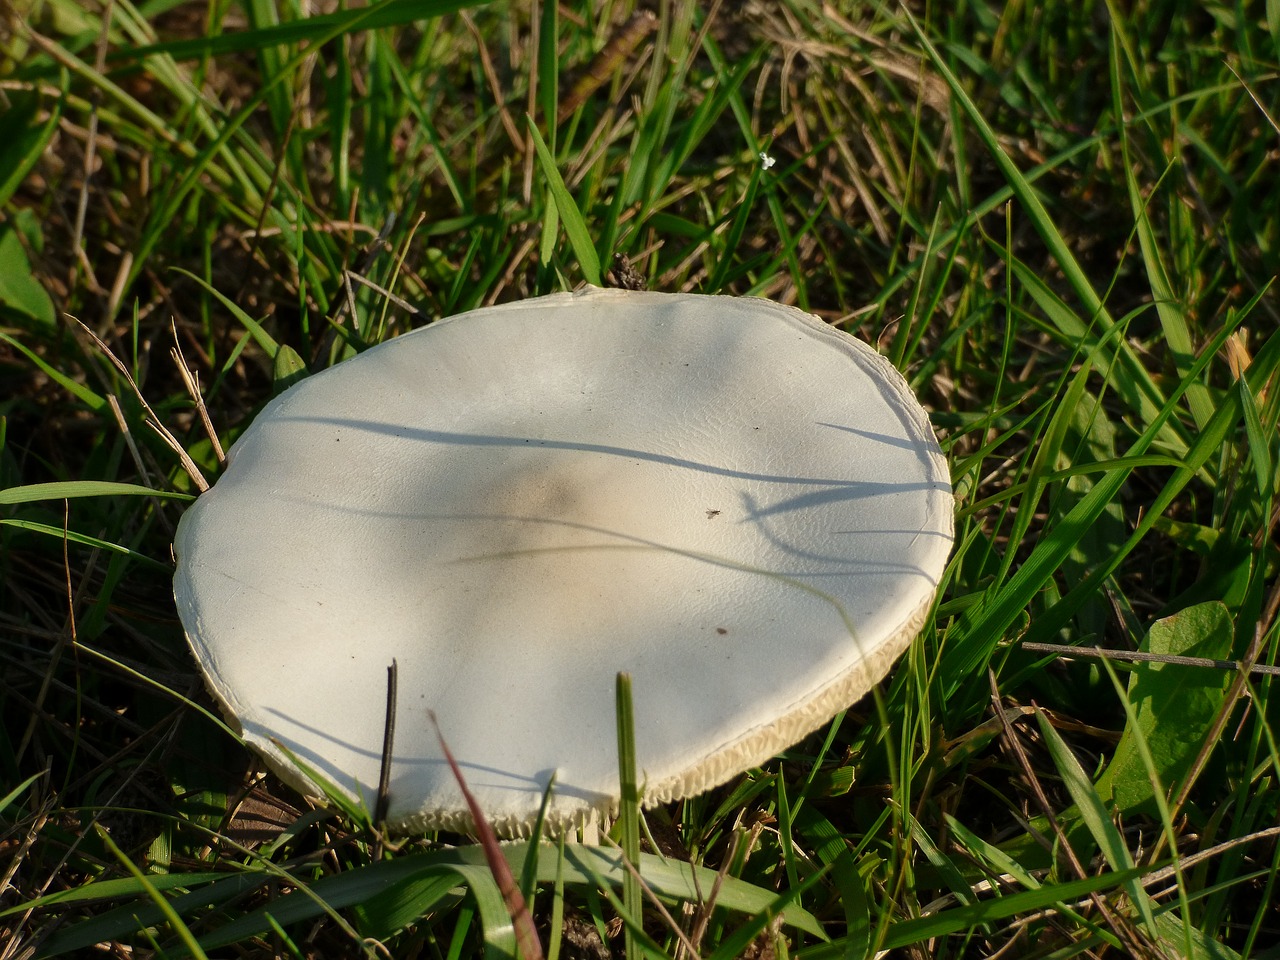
345 269 422 317
1019 641 1280 678
686 821 764 957
107 394 155 488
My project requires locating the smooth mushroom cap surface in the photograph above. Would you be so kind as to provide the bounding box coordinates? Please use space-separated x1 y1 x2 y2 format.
173 286 953 836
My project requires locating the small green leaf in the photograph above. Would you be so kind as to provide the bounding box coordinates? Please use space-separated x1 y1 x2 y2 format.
0 224 55 327
272 343 309 393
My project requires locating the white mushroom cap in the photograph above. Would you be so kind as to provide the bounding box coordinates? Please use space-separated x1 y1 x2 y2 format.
173 286 952 836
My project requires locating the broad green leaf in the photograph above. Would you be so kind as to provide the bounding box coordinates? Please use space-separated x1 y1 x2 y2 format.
1154 910 1242 960
351 872 463 940
45 841 825 955
209 844 826 950
1094 602 1234 815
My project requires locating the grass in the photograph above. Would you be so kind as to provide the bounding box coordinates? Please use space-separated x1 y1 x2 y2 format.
2 0 1279 956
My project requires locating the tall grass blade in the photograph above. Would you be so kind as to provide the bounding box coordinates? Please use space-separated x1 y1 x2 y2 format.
528 119 602 286
1034 709 1159 935
105 0 495 65
0 481 190 505
95 826 212 960
615 672 642 959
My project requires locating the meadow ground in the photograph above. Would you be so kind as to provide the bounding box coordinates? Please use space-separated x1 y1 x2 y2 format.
1 1 1279 957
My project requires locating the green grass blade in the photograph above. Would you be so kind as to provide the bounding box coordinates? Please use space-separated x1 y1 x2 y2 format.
0 871 228 920
0 331 107 412
879 862 1158 952
1035 708 1158 935
704 870 829 960
1109 30 1214 431
536 0 558 148
615 672 642 959
527 118 602 286
0 772 43 817
0 519 170 570
0 85 64 208
33 871 272 957
1238 377 1274 500
0 481 191 505
106 0 495 65
96 826 211 960
1022 321 1280 647
185 843 827 951
904 7 1179 441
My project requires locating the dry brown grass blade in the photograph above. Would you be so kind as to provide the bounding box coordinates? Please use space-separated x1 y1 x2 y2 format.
170 320 225 465
429 711 544 960
70 316 209 492
461 11 523 150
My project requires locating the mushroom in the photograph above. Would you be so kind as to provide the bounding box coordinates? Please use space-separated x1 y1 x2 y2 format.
173 286 953 836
